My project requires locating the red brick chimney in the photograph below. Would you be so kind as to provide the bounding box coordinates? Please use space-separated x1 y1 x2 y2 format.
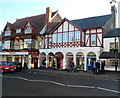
46 7 52 30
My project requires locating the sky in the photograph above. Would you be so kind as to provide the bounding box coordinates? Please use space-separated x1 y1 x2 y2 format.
0 0 120 33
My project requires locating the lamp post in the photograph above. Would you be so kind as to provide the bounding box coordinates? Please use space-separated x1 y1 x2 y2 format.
110 0 118 72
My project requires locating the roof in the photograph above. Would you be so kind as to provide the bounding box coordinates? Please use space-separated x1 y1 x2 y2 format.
104 28 120 38
71 14 112 29
99 52 120 59
4 11 58 33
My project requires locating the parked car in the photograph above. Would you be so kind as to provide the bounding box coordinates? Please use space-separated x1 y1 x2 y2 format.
0 61 10 73
7 62 16 72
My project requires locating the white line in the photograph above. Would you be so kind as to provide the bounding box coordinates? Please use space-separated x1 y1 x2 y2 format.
29 79 49 83
50 81 66 87
67 84 95 88
19 77 28 81
97 87 120 94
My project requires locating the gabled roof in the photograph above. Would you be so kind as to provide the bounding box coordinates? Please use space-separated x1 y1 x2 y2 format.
71 14 112 29
44 18 82 35
104 28 120 38
4 22 15 31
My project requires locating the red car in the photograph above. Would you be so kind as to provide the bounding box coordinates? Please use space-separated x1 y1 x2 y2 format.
0 61 16 73
0 61 10 73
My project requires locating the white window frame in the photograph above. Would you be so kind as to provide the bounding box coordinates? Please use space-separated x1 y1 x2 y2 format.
5 30 11 36
16 29 21 33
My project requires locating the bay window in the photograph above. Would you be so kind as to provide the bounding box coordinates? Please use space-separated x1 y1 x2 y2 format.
4 40 10 49
24 39 32 48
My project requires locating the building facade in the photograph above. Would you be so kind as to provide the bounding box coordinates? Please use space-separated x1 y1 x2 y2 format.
0 7 62 69
1 6 119 71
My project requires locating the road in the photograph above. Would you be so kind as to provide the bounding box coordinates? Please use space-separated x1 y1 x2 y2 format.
1 70 120 97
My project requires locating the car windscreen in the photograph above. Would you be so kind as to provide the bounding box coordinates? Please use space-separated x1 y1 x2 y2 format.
8 62 15 65
2 62 8 66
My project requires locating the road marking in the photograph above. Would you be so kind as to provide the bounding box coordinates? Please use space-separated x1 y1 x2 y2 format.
67 85 95 88
97 87 120 94
2 75 120 94
29 79 49 83
50 81 66 87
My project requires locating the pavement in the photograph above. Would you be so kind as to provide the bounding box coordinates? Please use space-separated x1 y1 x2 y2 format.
25 68 120 80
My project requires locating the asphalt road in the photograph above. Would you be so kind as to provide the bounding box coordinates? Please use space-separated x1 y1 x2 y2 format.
1 70 120 97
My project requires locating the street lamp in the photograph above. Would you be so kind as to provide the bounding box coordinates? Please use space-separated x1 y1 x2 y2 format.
110 0 118 72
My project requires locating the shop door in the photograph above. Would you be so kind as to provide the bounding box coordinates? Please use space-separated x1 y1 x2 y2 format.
86 57 96 72
32 58 38 69
56 58 60 68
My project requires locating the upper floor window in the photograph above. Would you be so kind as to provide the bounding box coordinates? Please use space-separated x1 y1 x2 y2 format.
91 35 96 46
58 33 62 43
4 40 10 49
24 39 32 48
69 32 74 42
5 30 11 36
75 31 80 42
25 27 32 34
52 34 57 43
63 33 68 42
16 29 21 33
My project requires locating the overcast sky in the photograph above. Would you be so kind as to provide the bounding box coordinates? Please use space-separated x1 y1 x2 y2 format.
0 0 119 32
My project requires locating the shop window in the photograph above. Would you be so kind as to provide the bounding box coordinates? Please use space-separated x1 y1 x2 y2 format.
5 30 11 36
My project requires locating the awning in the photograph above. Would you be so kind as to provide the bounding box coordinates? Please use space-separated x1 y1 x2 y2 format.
99 52 120 59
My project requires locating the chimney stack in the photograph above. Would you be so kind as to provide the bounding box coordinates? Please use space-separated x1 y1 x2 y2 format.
46 7 52 30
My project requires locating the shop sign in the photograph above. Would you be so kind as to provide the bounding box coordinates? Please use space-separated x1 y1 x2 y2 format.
0 52 11 55
12 52 29 55
0 52 28 55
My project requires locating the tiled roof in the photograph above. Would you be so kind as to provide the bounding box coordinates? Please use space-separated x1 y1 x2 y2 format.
5 11 58 33
71 14 112 29
104 28 120 38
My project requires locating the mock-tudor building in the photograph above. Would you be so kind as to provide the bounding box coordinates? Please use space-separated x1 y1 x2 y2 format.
39 8 120 71
0 7 62 69
1 6 120 71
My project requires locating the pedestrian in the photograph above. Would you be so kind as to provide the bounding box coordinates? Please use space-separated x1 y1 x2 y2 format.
24 62 28 69
68 60 74 72
96 60 100 75
93 61 97 75
101 60 106 74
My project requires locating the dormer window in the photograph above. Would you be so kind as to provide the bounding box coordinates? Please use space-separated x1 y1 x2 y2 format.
16 29 21 33
5 30 11 36
25 27 32 34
